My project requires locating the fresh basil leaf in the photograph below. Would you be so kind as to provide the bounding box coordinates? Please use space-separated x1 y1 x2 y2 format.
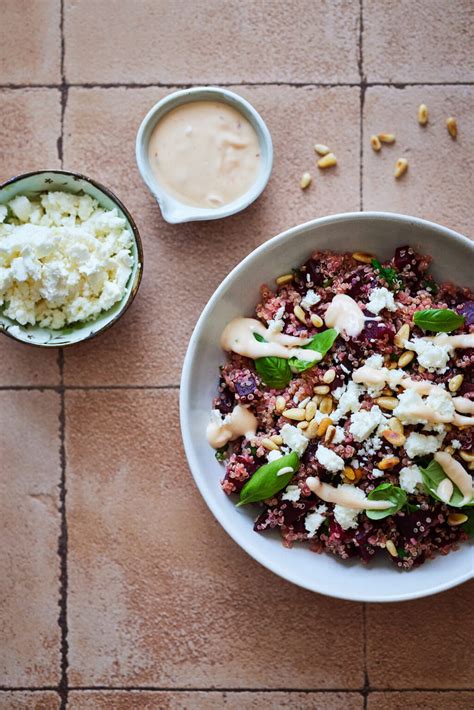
237 452 300 506
253 332 292 389
420 459 474 508
413 308 465 333
288 328 338 374
461 510 474 537
371 259 401 290
215 445 228 462
366 482 407 520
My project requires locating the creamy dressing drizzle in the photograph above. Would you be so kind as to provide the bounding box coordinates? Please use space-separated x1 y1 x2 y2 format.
352 365 474 426
306 476 392 510
436 478 454 504
434 451 473 504
148 101 260 209
220 317 320 361
206 404 258 449
324 294 366 337
426 333 474 350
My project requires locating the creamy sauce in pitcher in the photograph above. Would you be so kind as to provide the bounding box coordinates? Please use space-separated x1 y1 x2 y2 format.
148 101 261 208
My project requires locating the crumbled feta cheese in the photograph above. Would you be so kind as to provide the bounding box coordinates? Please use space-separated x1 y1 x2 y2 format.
277 466 294 477
333 485 367 529
0 191 133 328
332 426 345 444
404 337 451 373
267 449 283 462
349 405 385 442
316 445 345 472
300 289 321 310
365 354 384 368
366 287 397 315
304 505 328 537
282 484 301 502
404 432 444 459
280 423 309 457
268 305 285 333
451 439 461 450
0 205 7 223
425 390 455 420
399 465 424 494
331 381 363 422
393 389 427 425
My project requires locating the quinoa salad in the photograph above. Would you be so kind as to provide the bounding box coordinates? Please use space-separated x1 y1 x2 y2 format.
207 247 474 569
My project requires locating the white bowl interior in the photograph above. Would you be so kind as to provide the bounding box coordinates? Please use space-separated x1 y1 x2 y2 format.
136 87 273 223
181 212 474 602
0 171 142 347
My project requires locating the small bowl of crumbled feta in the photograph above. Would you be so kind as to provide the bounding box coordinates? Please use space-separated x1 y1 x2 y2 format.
0 170 143 347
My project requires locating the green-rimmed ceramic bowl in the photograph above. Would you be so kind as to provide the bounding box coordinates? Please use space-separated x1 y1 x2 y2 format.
0 170 143 347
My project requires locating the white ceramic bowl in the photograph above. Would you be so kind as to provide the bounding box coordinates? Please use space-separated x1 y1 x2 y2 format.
180 212 474 602
136 87 273 224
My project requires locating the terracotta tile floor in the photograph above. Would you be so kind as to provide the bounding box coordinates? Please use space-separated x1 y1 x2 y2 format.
0 1 473 709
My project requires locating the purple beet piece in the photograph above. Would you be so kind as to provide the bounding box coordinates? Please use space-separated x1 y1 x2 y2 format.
217 388 234 414
281 499 315 526
394 246 414 271
459 380 474 397
235 373 258 399
305 258 326 286
354 529 375 563
396 511 434 542
359 319 395 342
457 300 474 327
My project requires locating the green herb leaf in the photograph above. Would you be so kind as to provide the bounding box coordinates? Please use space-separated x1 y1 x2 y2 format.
371 259 401 290
366 482 407 520
288 328 338 373
413 308 465 333
420 459 474 508
237 452 300 506
215 445 228 462
253 333 292 389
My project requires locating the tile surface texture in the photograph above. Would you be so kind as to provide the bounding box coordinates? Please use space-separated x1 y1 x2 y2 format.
0 392 61 686
64 0 360 84
1 0 473 704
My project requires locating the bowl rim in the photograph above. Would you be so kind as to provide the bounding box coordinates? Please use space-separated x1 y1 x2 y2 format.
135 86 273 223
0 168 144 348
180 210 473 602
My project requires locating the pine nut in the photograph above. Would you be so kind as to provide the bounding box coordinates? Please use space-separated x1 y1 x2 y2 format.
370 135 382 152
306 419 320 439
300 172 312 189
385 540 398 557
443 445 455 455
319 396 333 415
298 396 311 409
282 408 306 421
382 429 406 447
394 323 410 348
276 273 293 286
270 434 283 445
381 388 394 397
387 417 404 435
275 395 286 413
314 144 330 156
298 420 309 430
324 425 336 444
314 385 330 395
446 116 457 139
343 465 356 481
305 401 317 421
316 417 333 438
379 133 396 144
398 350 415 368
261 437 279 451
394 158 408 179
294 304 307 324
460 451 474 463
317 152 337 169
448 374 463 393
323 369 336 384
447 513 468 526
377 456 400 471
310 313 323 328
312 394 322 405
352 251 374 264
375 396 399 411
418 103 428 126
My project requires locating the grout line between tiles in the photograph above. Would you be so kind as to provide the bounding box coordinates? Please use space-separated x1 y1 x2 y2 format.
2 687 473 693
0 384 181 391
358 0 365 213
1 80 474 90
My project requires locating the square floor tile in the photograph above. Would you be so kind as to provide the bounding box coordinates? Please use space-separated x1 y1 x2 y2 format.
63 85 360 385
368 691 474 710
66 389 364 687
363 0 474 82
363 85 474 237
0 392 61 686
64 0 360 84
